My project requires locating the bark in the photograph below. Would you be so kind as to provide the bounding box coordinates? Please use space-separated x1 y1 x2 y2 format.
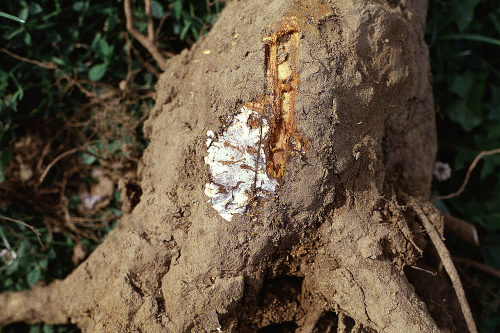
1 0 469 332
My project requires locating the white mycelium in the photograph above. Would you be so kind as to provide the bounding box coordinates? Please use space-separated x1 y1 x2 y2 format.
205 106 278 221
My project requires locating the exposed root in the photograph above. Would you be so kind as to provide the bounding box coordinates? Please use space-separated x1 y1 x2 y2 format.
124 0 172 71
408 196 478 333
0 281 68 326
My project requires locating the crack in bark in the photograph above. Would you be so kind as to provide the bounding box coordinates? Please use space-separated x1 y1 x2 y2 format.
344 268 376 331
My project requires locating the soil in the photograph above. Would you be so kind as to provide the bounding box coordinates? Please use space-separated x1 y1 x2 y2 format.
0 0 470 332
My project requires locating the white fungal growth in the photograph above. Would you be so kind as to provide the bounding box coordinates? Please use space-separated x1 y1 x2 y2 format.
205 105 278 221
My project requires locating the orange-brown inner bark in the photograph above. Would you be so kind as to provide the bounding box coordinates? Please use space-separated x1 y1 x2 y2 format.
264 18 303 179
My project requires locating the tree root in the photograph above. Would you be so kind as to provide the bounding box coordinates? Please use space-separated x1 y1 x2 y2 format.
0 281 68 326
408 196 478 333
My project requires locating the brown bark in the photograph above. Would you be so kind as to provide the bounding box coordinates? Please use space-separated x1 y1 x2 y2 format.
1 0 472 332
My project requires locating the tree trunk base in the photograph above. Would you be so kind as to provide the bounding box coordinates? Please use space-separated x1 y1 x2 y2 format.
1 0 473 332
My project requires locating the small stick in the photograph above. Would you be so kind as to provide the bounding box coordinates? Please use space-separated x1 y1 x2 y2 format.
408 197 478 333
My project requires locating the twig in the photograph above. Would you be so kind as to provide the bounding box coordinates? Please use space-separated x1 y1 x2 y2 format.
1 48 101 99
434 148 500 201
409 265 437 275
0 215 44 249
408 197 478 333
0 48 56 69
452 255 500 279
123 0 169 71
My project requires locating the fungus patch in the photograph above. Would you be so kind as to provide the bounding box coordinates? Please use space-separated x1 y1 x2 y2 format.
204 104 278 221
